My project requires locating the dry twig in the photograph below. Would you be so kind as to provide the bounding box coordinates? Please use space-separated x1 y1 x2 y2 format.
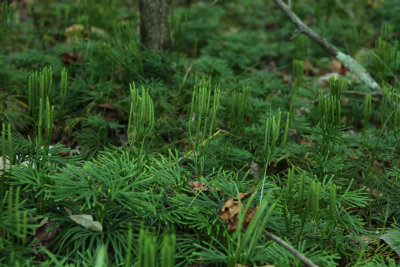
264 231 319 267
272 0 381 93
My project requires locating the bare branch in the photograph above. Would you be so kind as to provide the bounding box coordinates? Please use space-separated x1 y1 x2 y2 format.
264 231 319 267
272 0 381 93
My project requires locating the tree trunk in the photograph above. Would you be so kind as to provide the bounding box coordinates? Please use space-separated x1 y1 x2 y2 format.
139 0 172 51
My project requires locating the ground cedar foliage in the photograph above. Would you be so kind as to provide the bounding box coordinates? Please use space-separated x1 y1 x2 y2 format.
1 0 400 266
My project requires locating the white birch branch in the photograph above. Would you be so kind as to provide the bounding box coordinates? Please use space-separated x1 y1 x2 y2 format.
264 231 319 267
272 0 381 93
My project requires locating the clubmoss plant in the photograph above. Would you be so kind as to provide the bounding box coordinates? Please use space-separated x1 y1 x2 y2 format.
294 35 309 60
113 22 144 75
290 59 304 113
128 82 155 150
259 109 290 204
0 0 13 46
230 86 251 134
370 24 398 83
189 76 220 164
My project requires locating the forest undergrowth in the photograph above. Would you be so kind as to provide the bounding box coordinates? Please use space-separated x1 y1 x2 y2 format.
1 0 400 266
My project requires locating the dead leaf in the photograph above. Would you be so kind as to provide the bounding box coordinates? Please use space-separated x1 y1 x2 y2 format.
219 188 257 232
348 155 359 160
243 206 258 229
69 214 103 232
65 207 102 232
60 52 84 65
331 58 349 75
299 138 312 146
98 103 116 110
303 60 319 76
188 181 217 194
98 102 120 122
65 24 85 42
34 217 60 247
188 181 207 193
380 230 400 257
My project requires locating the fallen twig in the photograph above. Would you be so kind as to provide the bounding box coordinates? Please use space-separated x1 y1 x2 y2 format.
264 230 319 267
272 0 381 93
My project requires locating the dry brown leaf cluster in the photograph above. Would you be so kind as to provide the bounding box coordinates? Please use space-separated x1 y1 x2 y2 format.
188 181 212 193
219 188 258 232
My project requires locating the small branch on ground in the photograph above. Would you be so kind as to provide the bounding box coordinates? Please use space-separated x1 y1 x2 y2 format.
264 231 319 267
272 0 381 93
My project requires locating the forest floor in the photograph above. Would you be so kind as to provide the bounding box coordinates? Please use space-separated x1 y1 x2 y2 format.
1 0 400 266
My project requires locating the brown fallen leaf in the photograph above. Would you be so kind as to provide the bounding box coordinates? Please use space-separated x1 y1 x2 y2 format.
188 181 219 194
98 103 120 122
299 138 312 146
243 206 258 229
331 58 349 75
60 52 84 65
303 60 319 76
188 181 208 193
219 188 257 232
34 217 61 247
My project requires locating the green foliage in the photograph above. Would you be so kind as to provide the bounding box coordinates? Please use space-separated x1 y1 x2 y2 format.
127 83 155 148
230 86 251 133
189 76 220 158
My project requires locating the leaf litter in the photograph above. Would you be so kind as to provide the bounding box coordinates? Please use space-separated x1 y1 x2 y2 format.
219 187 258 232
